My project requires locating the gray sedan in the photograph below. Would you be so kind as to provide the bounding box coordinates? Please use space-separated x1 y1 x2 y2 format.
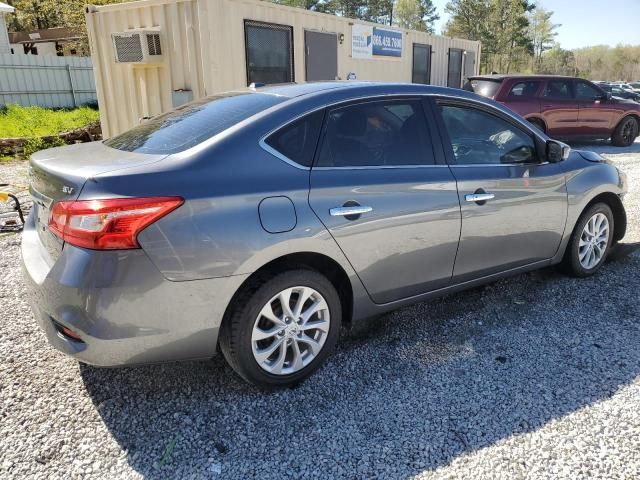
22 82 628 387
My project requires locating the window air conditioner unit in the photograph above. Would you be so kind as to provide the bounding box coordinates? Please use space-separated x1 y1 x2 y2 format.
111 30 163 64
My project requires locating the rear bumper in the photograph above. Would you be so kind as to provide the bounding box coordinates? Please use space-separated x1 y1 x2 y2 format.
21 211 249 367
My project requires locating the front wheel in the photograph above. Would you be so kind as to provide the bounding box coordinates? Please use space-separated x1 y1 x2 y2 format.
219 269 341 388
562 203 614 277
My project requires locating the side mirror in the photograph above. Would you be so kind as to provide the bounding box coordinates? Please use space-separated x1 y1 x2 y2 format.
547 140 571 163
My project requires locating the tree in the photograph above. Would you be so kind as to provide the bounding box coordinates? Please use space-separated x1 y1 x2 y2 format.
489 0 535 72
443 0 490 41
539 43 575 76
6 0 129 52
444 0 534 73
394 0 422 30
365 0 395 25
395 0 439 32
419 0 440 33
528 6 559 69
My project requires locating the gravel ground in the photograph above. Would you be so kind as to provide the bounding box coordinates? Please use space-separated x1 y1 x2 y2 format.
1 140 640 479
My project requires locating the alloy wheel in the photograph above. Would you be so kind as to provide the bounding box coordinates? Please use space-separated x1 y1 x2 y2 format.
578 212 610 269
251 286 330 375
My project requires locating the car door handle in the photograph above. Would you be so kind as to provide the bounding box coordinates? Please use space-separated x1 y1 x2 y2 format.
330 205 373 217
465 193 495 203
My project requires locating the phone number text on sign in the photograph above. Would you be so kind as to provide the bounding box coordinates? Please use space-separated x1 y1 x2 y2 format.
372 27 402 57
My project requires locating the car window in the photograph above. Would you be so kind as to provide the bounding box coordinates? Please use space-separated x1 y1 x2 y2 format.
104 92 286 154
464 79 502 98
575 81 602 100
508 81 540 98
315 100 435 167
439 105 536 165
542 80 573 99
264 110 324 167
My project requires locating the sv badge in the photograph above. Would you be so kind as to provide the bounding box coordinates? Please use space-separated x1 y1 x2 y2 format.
62 185 75 195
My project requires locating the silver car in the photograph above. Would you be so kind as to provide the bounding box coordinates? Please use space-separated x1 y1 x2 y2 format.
22 82 628 387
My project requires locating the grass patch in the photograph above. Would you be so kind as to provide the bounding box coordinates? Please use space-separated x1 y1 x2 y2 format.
0 104 100 138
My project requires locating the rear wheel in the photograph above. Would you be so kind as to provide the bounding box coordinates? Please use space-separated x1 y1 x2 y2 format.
562 203 614 277
219 269 341 388
611 116 639 147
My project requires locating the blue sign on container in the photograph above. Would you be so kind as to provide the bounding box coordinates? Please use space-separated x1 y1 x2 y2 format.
372 27 402 57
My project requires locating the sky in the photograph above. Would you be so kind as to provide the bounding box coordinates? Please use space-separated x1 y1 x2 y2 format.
431 0 640 49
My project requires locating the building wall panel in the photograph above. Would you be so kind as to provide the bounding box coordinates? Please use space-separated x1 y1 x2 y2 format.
87 0 480 137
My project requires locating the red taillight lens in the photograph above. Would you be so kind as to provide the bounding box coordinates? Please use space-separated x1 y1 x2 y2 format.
48 197 183 250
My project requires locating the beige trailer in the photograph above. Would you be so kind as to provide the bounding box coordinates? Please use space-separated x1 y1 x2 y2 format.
86 0 481 137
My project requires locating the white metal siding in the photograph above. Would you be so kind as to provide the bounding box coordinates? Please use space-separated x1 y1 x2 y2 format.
0 14 10 54
0 53 97 108
86 0 481 137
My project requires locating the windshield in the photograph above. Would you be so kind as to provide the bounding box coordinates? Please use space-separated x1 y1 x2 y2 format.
104 92 286 154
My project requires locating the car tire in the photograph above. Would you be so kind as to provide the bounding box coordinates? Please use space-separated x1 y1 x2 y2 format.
219 269 341 388
528 118 546 133
562 202 614 277
611 116 639 147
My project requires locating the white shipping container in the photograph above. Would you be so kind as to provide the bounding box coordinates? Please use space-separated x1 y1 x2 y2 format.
86 0 481 137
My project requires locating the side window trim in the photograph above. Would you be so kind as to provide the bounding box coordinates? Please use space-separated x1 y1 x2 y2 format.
432 98 543 166
311 95 444 170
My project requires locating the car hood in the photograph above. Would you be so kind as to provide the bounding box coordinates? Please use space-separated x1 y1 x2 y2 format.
575 150 606 163
611 96 640 106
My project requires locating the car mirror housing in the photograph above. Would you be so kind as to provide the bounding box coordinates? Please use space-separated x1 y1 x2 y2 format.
547 140 571 163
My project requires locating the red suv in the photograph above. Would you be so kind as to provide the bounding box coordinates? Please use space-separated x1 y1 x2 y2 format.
464 75 640 147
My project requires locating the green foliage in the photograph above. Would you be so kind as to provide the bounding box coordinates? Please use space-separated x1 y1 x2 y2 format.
445 0 534 73
21 137 66 158
443 0 490 41
543 44 640 81
395 0 439 33
7 0 130 50
529 6 560 69
0 105 100 139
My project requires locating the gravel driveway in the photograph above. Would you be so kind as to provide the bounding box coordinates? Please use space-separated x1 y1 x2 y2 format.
2 140 640 479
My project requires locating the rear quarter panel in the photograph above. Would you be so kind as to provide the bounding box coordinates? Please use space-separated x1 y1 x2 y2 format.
80 109 374 319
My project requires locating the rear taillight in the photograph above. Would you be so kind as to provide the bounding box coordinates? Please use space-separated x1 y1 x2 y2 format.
48 197 183 250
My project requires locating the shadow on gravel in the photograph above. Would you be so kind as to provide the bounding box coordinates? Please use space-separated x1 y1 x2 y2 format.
80 248 640 479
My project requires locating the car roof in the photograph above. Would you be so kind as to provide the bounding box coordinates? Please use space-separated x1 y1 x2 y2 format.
468 74 577 81
242 81 477 100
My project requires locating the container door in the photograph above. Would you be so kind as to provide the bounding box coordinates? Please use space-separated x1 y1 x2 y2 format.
412 44 432 84
448 48 463 88
305 31 338 81
463 51 476 83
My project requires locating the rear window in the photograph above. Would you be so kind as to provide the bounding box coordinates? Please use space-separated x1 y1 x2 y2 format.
104 92 286 154
464 79 502 98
